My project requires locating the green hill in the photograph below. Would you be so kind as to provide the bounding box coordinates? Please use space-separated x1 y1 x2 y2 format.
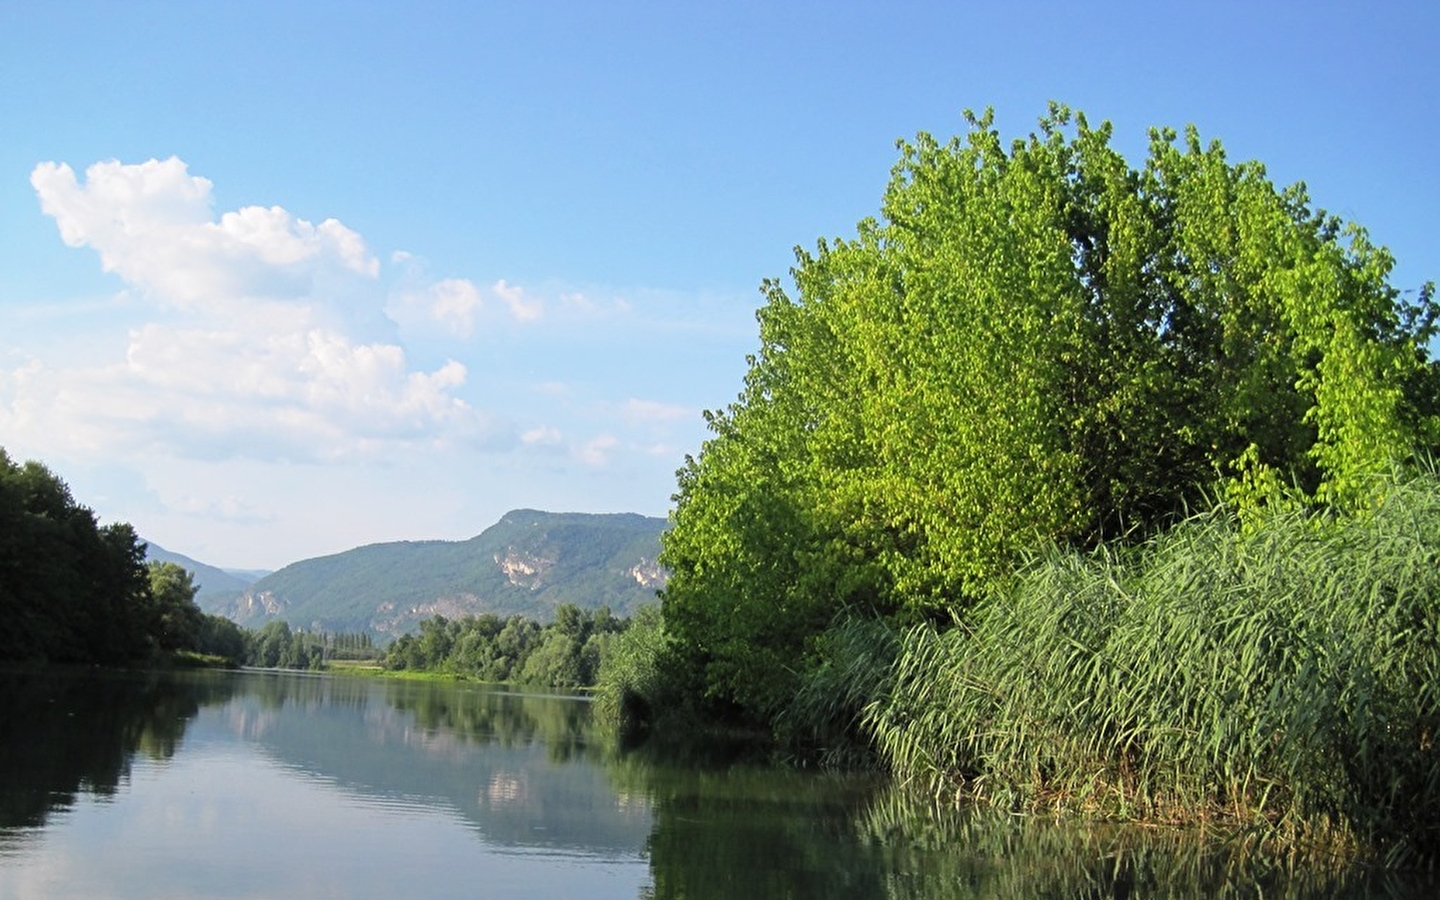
198 510 667 638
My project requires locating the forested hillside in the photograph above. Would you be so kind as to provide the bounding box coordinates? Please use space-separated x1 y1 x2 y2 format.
206 509 666 637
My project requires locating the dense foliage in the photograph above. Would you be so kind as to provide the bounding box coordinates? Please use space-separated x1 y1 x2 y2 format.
147 561 247 664
610 107 1440 861
1 449 161 664
385 604 626 689
842 471 1440 862
593 604 691 736
0 447 246 667
242 620 343 669
657 106 1440 725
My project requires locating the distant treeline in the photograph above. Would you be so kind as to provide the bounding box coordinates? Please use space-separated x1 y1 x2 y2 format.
385 605 627 689
243 621 381 669
229 611 628 690
0 445 627 687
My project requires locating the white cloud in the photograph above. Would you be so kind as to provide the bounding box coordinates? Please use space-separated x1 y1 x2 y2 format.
1 324 485 462
521 425 563 446
31 158 378 313
492 279 544 322
390 277 484 337
9 157 500 463
623 398 692 424
427 279 484 336
577 434 619 466
559 290 632 317
388 271 551 336
170 492 273 524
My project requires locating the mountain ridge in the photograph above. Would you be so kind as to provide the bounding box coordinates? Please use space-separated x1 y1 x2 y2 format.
168 509 668 639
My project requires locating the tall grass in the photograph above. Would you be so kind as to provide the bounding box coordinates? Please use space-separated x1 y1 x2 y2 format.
593 604 672 738
857 470 1440 863
777 615 899 768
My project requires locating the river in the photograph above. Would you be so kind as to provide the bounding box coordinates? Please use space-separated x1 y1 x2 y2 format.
0 667 1432 899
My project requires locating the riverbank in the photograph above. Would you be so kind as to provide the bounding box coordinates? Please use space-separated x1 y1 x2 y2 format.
604 471 1440 866
825 475 1440 865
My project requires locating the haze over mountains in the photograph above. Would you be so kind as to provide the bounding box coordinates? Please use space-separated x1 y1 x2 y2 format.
144 510 667 640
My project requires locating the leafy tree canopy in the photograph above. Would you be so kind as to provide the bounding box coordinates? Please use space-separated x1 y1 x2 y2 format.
147 562 204 652
0 448 154 664
660 105 1440 722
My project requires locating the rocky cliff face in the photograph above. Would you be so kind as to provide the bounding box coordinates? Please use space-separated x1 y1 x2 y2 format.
216 590 288 626
370 596 489 635
629 558 667 588
496 549 555 589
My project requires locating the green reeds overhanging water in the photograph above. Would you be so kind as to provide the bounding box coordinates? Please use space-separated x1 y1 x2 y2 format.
849 470 1440 865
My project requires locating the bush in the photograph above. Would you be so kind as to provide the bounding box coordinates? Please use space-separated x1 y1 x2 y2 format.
594 605 690 739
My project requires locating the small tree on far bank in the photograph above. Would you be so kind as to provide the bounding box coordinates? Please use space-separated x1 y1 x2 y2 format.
147 562 205 652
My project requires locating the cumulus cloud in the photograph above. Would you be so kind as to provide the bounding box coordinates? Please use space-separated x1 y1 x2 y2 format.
1 323 488 462
9 156 500 462
388 270 546 336
389 277 484 337
31 158 378 312
427 279 484 336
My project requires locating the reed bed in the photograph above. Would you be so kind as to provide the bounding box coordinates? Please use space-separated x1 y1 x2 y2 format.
846 471 1440 864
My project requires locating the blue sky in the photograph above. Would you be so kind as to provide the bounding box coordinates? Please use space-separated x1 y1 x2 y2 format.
2 1 1436 569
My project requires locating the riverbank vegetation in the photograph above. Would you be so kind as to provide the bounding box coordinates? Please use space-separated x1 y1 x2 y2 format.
823 474 1439 864
1 445 630 688
596 106 1440 863
384 605 626 689
0 449 245 667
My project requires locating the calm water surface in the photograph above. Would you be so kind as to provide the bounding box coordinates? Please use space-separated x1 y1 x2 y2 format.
0 667 1434 899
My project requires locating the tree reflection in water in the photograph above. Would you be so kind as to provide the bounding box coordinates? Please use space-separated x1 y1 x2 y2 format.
609 737 1440 900
0 667 235 834
4 668 1437 899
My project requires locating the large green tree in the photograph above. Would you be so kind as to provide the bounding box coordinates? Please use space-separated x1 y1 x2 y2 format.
0 448 154 663
146 561 205 652
660 106 1439 723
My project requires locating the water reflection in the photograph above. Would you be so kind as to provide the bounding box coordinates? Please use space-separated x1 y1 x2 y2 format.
610 754 889 899
187 672 649 855
852 788 1440 900
2 668 1437 899
0 667 235 835
610 738 1440 900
